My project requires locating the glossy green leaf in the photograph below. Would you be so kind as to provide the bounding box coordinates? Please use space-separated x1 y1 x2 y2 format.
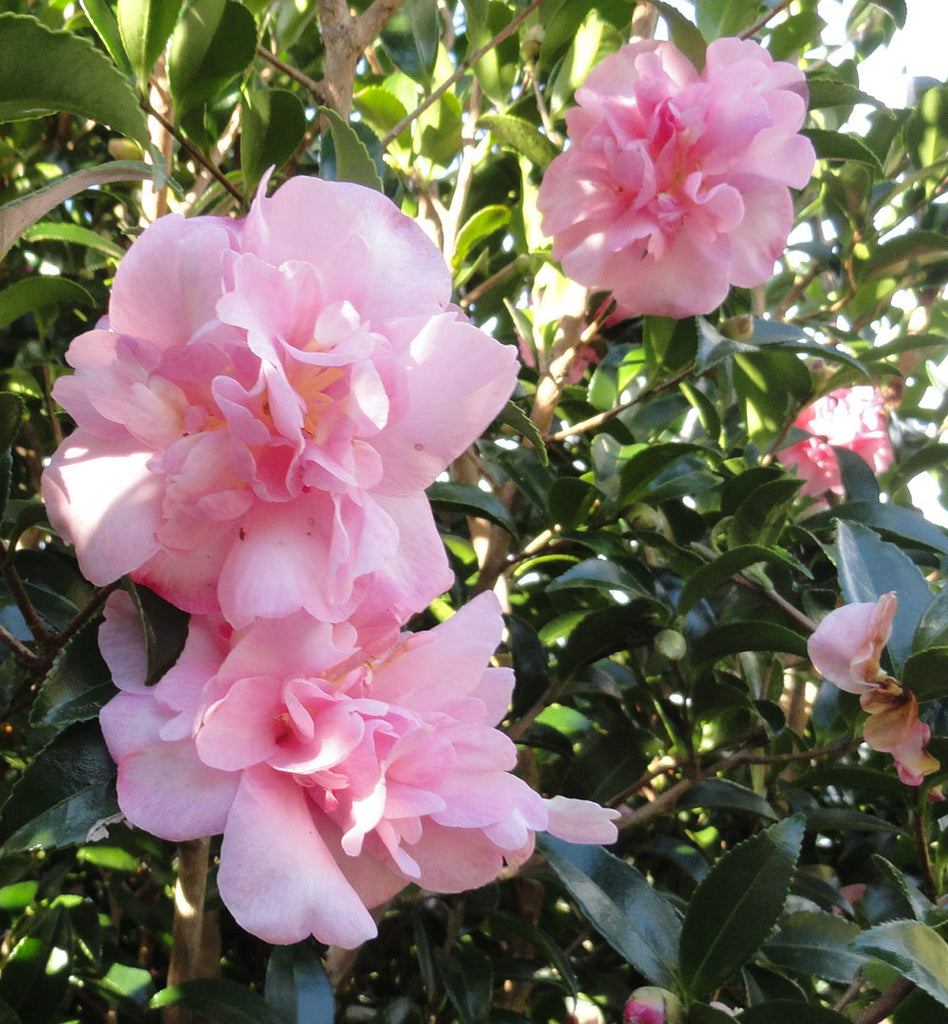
871 855 935 921
678 545 806 617
471 0 520 104
0 277 93 332
652 1 707 69
763 911 867 984
679 816 805 999
619 442 721 504
728 479 804 549
319 107 384 191
0 162 156 262
548 558 652 598
0 721 118 854
546 7 621 115
117 0 182 92
265 944 334 1024
29 623 114 730
539 834 681 990
643 316 698 378
479 114 559 171
427 481 518 536
677 779 777 820
378 0 439 86
497 401 549 466
241 88 307 195
79 0 133 76
0 13 149 144
690 622 808 662
559 602 669 678
152 980 287 1023
903 647 948 700
769 9 826 59
913 584 948 652
688 1006 735 1024
733 349 812 449
850 920 948 1007
804 128 884 170
807 77 881 110
434 946 493 1024
808 500 948 555
739 1003 849 1024
834 520 932 670
0 906 70 1019
124 581 190 687
452 204 511 270
168 0 256 114
694 0 759 39
21 221 125 259
353 85 409 145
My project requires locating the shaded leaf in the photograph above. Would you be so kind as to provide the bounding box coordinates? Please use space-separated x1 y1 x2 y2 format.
678 545 809 618
30 623 115 730
763 911 867 984
434 946 493 1024
320 107 384 192
21 221 126 259
118 0 182 92
152 980 286 1023
0 277 93 332
539 835 681 990
679 816 805 999
739 1003 849 1023
265 944 334 1024
124 582 190 687
427 481 517 536
241 89 307 196
850 920 948 1008
689 622 808 663
677 779 777 820
805 128 884 170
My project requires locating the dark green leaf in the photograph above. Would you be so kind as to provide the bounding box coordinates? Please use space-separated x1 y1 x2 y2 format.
168 0 256 114
539 835 681 990
688 1006 735 1024
152 980 287 1023
0 906 70 1019
0 277 93 332
434 946 493 1024
427 481 517 536
728 479 804 548
29 622 115 730
0 13 149 144
497 401 548 466
689 622 808 662
378 0 439 86
0 393 24 455
118 0 182 92
807 78 881 111
859 229 948 282
903 648 948 700
651 1 707 69
265 944 334 1024
559 602 668 679
319 107 384 191
478 114 560 171
739 1003 849 1024
547 558 652 598
679 816 805 999
834 447 881 503
914 585 948 653
124 582 190 687
677 779 777 820
850 920 948 1007
807 501 948 556
678 546 807 618
241 89 307 196
0 721 118 854
834 520 932 670
619 443 721 505
871 856 935 921
802 807 903 834
804 128 884 170
763 911 867 984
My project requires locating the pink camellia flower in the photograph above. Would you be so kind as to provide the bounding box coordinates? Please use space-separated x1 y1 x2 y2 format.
779 386 894 498
623 987 683 1024
43 175 517 629
537 37 815 318
808 593 940 786
98 589 619 947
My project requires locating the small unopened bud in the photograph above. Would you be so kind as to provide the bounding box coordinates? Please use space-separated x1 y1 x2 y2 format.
655 629 686 661
625 502 665 532
108 138 144 161
520 24 544 63
719 313 754 342
623 987 684 1024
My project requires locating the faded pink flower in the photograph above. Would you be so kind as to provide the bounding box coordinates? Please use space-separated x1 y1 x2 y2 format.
98 590 619 947
537 37 814 318
808 593 939 786
779 386 894 498
43 176 517 629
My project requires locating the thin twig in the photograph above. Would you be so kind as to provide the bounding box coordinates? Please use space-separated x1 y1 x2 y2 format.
381 0 547 148
1 542 50 643
459 254 532 309
734 575 818 633
740 0 794 39
851 977 915 1024
255 44 327 103
0 622 40 668
55 581 121 652
141 100 244 206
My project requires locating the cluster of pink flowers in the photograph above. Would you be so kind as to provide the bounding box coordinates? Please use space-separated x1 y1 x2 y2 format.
808 593 939 787
779 386 894 498
43 176 619 946
537 37 815 318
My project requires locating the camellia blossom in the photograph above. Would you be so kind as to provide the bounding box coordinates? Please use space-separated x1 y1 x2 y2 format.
98 590 619 947
623 987 684 1024
808 593 939 786
779 386 894 498
43 175 517 629
537 37 815 318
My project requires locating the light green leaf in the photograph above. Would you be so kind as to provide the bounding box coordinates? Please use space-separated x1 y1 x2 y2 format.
805 128 884 171
850 920 948 1008
241 89 307 195
118 0 182 92
79 0 133 76
695 0 760 39
21 221 125 259
479 114 560 170
168 0 256 114
0 13 149 144
652 1 707 69
452 204 510 270
320 107 384 192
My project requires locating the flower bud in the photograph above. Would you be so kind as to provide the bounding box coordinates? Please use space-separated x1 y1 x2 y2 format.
107 138 143 161
520 24 544 63
655 629 687 661
623 987 684 1024
719 313 754 341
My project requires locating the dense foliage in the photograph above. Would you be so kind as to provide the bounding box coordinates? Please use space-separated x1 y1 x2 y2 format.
2 0 948 1022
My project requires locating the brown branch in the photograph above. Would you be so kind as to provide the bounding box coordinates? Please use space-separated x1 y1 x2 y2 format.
1 541 49 644
317 0 358 116
381 0 547 148
459 255 531 309
353 0 407 51
164 838 212 1024
740 0 794 39
141 100 244 206
54 581 121 652
851 977 915 1024
733 575 818 633
255 44 328 103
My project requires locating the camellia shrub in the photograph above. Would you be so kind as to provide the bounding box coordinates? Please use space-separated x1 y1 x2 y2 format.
2 1 948 1023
